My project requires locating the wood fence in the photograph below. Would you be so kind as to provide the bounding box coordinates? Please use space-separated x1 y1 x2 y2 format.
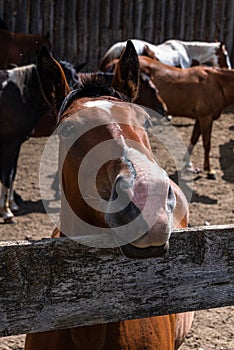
0 0 233 70
0 224 233 337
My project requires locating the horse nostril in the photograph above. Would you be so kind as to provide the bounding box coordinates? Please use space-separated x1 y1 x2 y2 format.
167 184 176 213
105 174 141 228
112 175 133 203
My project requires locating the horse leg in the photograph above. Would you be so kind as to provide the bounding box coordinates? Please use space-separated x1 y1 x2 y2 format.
11 143 23 212
9 171 19 213
183 119 201 173
199 116 216 179
0 141 21 222
175 312 194 349
51 169 61 200
0 184 14 222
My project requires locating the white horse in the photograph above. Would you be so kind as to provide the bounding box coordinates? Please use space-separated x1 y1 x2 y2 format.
100 39 232 70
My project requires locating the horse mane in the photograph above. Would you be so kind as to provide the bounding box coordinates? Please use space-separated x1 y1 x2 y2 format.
58 59 79 88
59 74 130 117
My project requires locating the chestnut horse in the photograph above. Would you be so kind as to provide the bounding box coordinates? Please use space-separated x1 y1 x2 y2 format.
25 41 193 349
100 39 232 71
103 52 234 179
0 28 51 69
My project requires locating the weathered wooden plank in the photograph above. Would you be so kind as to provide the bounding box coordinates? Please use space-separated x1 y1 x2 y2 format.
159 0 167 43
76 0 88 68
29 0 41 33
64 0 77 63
87 0 99 70
0 225 233 337
41 0 54 41
13 0 29 33
53 0 65 59
143 0 154 41
98 0 111 66
167 0 175 39
133 0 143 38
2 0 16 30
112 0 121 42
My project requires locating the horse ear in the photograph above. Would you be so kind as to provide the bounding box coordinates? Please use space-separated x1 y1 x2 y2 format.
111 40 139 101
37 45 70 112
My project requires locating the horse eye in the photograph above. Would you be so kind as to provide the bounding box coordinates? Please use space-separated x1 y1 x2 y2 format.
59 124 75 138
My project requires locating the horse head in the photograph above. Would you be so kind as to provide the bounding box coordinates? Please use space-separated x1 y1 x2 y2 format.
142 44 159 61
37 42 188 259
216 42 232 69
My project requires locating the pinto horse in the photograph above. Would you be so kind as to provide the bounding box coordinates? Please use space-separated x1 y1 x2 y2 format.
103 53 234 179
25 41 193 350
99 38 232 70
0 28 51 69
0 54 84 221
0 50 70 222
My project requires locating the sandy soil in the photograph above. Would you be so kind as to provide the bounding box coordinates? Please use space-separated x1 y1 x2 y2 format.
0 112 233 349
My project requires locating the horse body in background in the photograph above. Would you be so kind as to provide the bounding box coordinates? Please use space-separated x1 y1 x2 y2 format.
0 51 70 221
25 41 193 350
101 54 234 178
0 28 51 68
99 38 232 70
137 55 234 178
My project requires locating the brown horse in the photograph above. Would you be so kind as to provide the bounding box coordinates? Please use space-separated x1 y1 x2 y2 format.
102 51 234 179
25 41 193 350
0 28 51 68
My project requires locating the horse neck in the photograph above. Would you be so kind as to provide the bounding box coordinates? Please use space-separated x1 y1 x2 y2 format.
14 65 50 115
139 56 175 77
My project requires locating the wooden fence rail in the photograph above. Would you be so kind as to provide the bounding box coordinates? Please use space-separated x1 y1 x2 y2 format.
0 224 233 337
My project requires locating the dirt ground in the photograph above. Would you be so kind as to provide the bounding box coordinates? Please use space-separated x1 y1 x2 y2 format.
0 112 233 349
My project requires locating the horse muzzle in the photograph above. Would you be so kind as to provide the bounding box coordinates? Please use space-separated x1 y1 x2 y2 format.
105 174 175 258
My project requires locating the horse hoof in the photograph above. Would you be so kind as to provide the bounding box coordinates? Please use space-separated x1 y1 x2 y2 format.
4 217 16 224
0 208 14 220
183 166 201 174
9 201 20 212
207 171 216 180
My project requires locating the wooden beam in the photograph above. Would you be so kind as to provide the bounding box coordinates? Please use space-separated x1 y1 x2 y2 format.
0 225 233 337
